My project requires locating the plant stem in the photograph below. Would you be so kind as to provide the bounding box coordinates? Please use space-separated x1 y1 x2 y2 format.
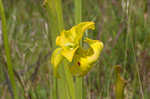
64 61 76 99
46 0 76 99
74 0 83 99
45 1 58 98
55 0 64 32
0 0 17 99
75 0 82 24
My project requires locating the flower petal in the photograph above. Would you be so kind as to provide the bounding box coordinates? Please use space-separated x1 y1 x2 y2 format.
56 22 95 47
69 38 104 76
81 38 104 64
56 30 75 48
61 46 79 62
56 22 95 62
51 48 63 77
70 22 95 43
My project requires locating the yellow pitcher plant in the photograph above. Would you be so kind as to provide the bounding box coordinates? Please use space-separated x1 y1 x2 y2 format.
51 22 104 77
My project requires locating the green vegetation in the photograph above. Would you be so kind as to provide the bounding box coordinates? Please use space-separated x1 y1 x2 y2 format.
0 0 17 98
0 0 150 99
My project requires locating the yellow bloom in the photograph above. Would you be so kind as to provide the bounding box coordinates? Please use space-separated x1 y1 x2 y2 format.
56 22 95 62
51 22 103 77
69 38 103 76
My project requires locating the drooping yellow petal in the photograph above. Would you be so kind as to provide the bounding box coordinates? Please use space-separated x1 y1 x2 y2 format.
56 30 75 48
51 48 63 77
70 22 95 43
69 38 104 76
61 46 79 62
81 38 104 64
56 22 95 62
56 22 95 47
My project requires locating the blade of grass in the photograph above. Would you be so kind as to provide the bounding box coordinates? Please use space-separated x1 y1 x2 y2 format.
74 0 83 99
0 0 17 99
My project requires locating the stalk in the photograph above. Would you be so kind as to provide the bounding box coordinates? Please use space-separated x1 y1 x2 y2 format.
0 0 17 99
45 0 58 98
54 0 76 98
74 0 83 99
45 0 75 99
75 0 82 24
54 0 64 31
64 60 76 99
53 0 70 99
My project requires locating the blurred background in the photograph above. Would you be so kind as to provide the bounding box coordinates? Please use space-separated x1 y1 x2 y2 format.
0 0 150 99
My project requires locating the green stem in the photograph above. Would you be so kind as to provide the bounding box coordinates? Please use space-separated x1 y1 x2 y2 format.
0 0 17 99
75 77 83 99
46 0 60 98
54 0 76 99
46 0 59 47
55 0 64 32
74 0 83 99
64 61 76 99
75 0 82 24
53 0 70 99
46 0 76 99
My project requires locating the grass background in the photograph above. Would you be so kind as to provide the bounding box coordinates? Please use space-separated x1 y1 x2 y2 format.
0 0 150 99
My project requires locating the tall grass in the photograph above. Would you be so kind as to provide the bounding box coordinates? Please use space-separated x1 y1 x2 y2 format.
0 0 17 99
123 0 144 98
127 0 144 98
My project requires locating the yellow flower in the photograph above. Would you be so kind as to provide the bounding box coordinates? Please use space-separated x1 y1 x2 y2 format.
51 22 103 77
69 38 103 76
56 22 95 62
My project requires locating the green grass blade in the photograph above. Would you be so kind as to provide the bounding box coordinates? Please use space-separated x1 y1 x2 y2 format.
0 0 17 99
